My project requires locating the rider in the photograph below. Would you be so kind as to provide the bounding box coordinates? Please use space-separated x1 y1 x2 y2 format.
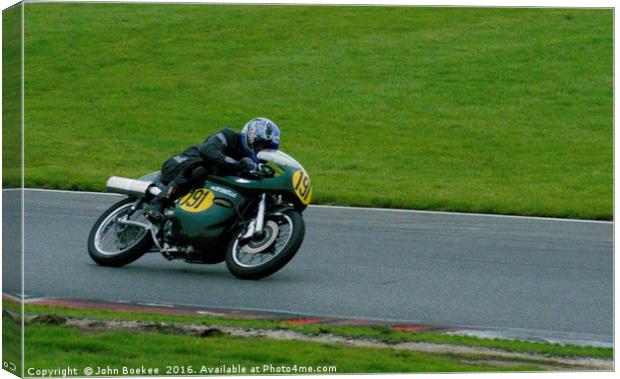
145 117 281 222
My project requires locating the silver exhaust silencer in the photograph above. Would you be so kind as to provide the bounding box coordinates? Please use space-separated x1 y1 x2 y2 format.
106 176 152 198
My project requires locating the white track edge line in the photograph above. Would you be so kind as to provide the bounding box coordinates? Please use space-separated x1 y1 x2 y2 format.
310 204 614 224
9 187 613 224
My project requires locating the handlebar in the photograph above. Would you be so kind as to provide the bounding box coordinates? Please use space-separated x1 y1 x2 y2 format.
243 164 275 180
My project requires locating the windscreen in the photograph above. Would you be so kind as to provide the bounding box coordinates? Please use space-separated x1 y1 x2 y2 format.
257 150 304 171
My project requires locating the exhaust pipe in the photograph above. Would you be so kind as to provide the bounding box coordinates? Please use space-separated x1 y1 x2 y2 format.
106 176 153 198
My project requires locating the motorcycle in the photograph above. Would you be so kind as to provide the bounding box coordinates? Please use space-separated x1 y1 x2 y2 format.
87 150 312 280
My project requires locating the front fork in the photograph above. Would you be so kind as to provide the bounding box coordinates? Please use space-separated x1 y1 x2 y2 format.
126 198 144 217
125 184 160 217
241 193 267 239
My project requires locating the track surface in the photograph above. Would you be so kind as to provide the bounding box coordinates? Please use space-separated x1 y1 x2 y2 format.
7 190 614 344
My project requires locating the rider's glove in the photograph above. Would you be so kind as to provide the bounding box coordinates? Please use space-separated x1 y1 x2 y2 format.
237 157 258 174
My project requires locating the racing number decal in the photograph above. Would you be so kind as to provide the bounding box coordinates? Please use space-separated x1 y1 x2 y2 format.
292 171 313 205
179 188 215 213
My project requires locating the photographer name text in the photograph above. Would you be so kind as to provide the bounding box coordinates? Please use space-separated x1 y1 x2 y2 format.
26 364 337 376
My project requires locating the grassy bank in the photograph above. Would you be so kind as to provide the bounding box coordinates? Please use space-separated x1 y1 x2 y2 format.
23 4 612 219
2 299 22 375
2 315 21 375
2 300 22 376
24 323 544 374
1 302 610 374
21 303 613 360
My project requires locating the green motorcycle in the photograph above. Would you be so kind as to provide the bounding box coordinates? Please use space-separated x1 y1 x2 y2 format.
87 150 312 280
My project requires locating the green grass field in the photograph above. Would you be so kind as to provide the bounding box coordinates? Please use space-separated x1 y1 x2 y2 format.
22 4 612 219
1 302 610 374
18 303 613 373
2 301 22 376
24 324 542 374
21 303 613 360
2 4 22 188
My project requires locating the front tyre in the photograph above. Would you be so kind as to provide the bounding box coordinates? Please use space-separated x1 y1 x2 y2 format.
88 198 153 267
225 210 305 280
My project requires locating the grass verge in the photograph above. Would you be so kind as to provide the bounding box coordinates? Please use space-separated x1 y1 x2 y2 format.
23 321 542 374
2 299 22 375
2 310 22 376
20 303 613 360
23 4 612 219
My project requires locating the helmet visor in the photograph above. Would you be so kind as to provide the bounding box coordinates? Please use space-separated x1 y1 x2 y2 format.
254 140 276 153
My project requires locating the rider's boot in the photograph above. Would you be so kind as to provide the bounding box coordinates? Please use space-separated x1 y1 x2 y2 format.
144 182 180 224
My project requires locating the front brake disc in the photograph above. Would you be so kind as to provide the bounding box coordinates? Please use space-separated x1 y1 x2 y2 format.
241 221 279 254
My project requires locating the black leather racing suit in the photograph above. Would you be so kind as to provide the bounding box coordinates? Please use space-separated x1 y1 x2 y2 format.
160 128 249 197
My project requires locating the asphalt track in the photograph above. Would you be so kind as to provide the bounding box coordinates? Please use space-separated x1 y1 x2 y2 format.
3 189 614 346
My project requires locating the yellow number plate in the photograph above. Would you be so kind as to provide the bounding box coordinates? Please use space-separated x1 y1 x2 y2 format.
178 188 215 213
292 170 313 205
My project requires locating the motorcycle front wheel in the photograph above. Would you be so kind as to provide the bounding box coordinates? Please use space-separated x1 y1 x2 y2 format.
225 210 305 280
87 198 153 267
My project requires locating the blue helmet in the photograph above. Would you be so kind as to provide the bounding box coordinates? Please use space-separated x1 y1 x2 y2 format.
240 117 281 162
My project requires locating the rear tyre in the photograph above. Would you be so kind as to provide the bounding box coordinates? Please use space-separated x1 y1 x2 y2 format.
88 198 153 267
225 210 305 280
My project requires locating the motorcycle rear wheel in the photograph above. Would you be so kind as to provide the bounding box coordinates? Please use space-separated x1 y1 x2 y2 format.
225 210 305 280
88 198 153 267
